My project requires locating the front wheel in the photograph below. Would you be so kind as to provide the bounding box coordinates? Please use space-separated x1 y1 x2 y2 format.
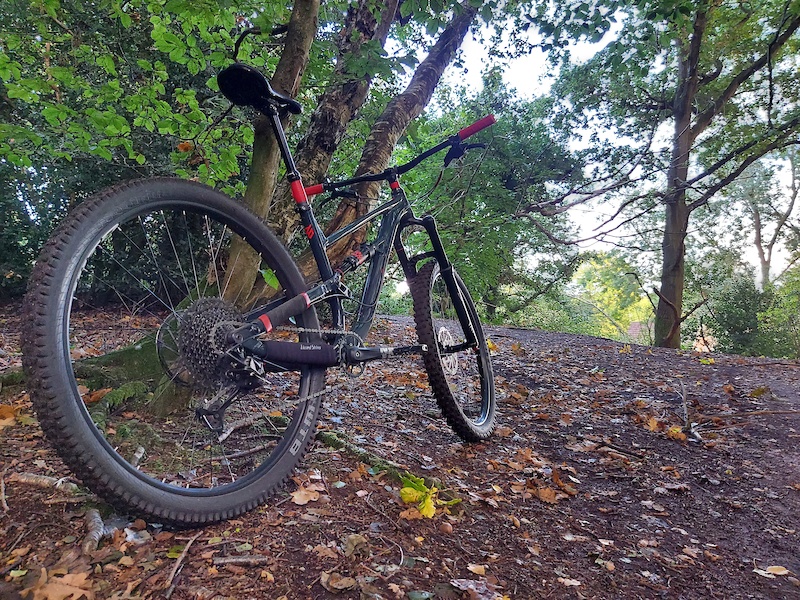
410 261 496 441
22 178 325 526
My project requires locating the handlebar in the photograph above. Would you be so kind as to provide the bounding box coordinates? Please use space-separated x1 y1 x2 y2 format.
458 115 496 140
304 115 496 196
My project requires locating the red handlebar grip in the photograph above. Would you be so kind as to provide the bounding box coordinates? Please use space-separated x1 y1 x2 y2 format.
458 114 496 140
304 183 325 196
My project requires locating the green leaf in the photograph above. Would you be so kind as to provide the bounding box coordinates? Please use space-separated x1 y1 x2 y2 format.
400 472 428 493
260 268 279 290
166 545 185 558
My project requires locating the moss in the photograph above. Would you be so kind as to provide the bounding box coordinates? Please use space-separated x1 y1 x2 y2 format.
0 369 25 386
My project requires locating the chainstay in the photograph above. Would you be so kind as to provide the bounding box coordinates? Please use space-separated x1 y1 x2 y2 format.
216 322 365 415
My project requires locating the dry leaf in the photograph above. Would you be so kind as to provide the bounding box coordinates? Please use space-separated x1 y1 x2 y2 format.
290 488 319 505
399 507 424 520
450 578 503 600
667 426 687 441
682 546 701 558
646 416 662 432
311 544 338 560
552 469 577 496
343 534 368 558
86 388 112 404
557 577 581 586
754 568 777 579
319 571 357 593
21 568 95 600
535 486 558 504
766 566 790 576
467 563 486 575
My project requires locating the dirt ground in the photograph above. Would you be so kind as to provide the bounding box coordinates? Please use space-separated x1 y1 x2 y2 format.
1 303 799 600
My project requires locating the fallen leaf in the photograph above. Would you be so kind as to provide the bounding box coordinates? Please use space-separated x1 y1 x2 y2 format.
320 571 357 593
766 566 790 576
343 534 368 558
552 469 577 496
311 544 338 560
646 417 662 432
399 507 425 520
291 488 320 505
557 577 581 586
667 426 687 441
754 568 776 579
467 563 486 575
535 486 558 504
450 578 503 600
682 546 701 559
561 533 589 542
21 568 96 600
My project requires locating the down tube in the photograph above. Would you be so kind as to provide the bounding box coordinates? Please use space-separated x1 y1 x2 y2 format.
351 206 410 340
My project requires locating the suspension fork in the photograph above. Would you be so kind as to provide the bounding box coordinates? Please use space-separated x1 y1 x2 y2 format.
398 213 479 347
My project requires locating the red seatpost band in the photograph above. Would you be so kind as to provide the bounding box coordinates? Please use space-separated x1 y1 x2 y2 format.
291 180 308 204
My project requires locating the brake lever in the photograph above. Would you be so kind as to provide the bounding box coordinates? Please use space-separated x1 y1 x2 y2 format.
443 142 487 167
318 187 359 210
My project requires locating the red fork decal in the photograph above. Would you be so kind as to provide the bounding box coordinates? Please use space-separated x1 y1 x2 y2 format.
305 225 315 239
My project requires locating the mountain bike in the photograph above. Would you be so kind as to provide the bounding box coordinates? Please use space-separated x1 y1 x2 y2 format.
21 61 497 526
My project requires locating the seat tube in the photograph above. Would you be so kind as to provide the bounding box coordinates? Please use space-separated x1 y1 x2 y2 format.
267 108 334 280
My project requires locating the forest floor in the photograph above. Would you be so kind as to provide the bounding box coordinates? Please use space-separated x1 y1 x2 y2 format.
1 302 799 600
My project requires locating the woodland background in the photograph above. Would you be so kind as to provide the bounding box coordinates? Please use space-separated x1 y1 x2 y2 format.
2 0 800 355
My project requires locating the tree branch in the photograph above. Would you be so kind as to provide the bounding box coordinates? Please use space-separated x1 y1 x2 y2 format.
691 13 800 140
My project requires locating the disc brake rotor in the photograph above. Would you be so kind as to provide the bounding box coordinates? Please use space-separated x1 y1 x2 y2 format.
437 326 459 375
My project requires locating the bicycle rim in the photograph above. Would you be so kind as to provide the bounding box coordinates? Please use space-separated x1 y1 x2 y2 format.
24 179 323 521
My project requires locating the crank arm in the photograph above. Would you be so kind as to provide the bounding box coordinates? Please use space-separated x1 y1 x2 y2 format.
344 344 427 364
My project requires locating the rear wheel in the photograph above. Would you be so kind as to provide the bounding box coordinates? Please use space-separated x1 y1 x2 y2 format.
410 261 496 441
22 178 324 526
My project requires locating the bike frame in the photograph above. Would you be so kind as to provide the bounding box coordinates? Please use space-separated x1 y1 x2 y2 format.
229 103 495 369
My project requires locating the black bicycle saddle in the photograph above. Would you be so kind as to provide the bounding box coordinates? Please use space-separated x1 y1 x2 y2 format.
217 63 302 114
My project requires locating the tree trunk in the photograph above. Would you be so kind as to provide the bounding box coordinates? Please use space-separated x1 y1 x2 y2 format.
223 0 320 304
319 5 478 271
268 0 400 243
654 196 690 347
653 8 708 347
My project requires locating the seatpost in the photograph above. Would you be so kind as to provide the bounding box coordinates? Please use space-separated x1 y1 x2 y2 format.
265 106 301 180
